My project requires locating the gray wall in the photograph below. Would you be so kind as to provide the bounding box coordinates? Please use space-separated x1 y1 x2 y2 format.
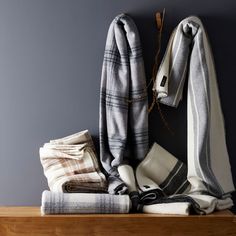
0 0 235 209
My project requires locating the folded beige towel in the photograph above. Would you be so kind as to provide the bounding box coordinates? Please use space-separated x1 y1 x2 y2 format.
136 143 190 195
40 130 107 193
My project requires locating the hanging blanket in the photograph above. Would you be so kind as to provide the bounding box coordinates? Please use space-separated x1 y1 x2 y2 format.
135 16 234 214
154 15 234 197
41 190 131 214
99 14 149 194
40 130 107 193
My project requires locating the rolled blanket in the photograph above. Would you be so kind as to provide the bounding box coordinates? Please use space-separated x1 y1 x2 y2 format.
40 130 107 193
154 15 235 198
41 190 131 214
99 13 149 194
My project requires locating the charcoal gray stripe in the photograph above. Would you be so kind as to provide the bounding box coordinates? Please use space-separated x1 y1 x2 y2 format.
160 161 188 196
175 180 190 194
196 31 223 196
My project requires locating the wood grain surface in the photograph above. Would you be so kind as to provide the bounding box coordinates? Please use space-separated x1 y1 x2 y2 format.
0 207 235 236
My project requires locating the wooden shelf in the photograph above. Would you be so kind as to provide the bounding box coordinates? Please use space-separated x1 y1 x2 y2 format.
0 207 235 236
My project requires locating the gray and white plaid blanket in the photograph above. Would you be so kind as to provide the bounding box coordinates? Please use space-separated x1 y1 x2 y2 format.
41 190 131 214
99 14 149 194
154 16 234 198
40 130 107 193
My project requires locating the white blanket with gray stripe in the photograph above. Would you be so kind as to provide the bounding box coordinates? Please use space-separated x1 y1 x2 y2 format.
154 16 234 198
99 14 149 194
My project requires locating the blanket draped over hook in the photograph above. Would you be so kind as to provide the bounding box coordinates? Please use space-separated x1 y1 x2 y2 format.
154 16 234 197
41 190 131 215
40 130 107 193
99 14 149 194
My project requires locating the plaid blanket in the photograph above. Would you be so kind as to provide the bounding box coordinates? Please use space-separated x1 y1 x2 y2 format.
41 190 131 214
141 194 233 215
99 14 149 194
40 130 107 193
154 16 234 198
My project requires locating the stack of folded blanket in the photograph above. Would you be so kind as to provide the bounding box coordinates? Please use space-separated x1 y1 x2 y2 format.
39 130 131 215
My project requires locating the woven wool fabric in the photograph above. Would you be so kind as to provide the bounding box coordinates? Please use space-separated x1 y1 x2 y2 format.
153 16 234 198
99 14 149 194
41 190 131 214
40 130 107 193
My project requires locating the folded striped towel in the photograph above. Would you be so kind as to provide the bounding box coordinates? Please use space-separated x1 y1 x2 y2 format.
40 130 107 193
41 190 131 214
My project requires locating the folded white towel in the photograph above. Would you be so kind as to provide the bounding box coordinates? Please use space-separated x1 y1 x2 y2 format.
143 202 191 215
